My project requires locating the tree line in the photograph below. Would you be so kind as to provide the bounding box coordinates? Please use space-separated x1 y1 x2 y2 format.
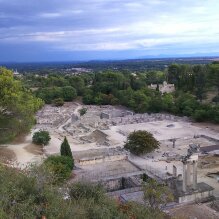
27 62 219 123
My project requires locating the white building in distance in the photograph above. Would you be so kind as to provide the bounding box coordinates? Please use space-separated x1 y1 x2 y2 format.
148 81 175 94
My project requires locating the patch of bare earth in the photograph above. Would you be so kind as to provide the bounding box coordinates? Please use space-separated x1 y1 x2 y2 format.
24 144 43 155
0 147 16 163
11 134 27 144
169 204 219 219
192 122 219 133
199 155 219 169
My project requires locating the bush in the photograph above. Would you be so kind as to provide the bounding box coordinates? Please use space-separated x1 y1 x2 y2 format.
124 130 160 155
44 155 73 182
79 107 87 116
0 165 166 219
52 98 64 107
192 109 208 122
62 86 77 101
212 95 219 103
32 130 51 145
69 182 104 202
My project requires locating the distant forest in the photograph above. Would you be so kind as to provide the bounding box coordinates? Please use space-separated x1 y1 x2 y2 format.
1 57 216 73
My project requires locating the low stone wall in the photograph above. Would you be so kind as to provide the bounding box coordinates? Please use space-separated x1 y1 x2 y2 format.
199 135 219 143
179 190 214 203
102 178 122 192
78 154 128 166
101 176 140 192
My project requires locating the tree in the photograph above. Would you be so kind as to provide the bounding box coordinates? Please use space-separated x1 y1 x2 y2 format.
209 63 219 95
124 130 160 155
68 76 85 95
62 86 77 101
32 130 51 145
193 65 207 102
36 87 62 104
167 64 180 86
143 179 174 210
0 67 43 143
60 137 73 160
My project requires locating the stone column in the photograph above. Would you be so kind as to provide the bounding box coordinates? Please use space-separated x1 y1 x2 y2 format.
182 163 187 192
173 165 177 178
173 139 176 148
186 163 192 187
193 161 198 190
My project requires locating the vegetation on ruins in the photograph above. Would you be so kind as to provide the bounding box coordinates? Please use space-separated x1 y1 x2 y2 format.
0 67 43 143
143 179 174 210
124 130 160 155
79 107 87 116
32 130 51 146
0 164 166 219
52 97 64 106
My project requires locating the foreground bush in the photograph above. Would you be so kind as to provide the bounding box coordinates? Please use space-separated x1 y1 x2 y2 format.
44 155 73 183
0 165 166 219
69 182 105 202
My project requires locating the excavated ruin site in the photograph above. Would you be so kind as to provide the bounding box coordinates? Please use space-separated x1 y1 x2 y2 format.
2 102 218 201
32 102 219 198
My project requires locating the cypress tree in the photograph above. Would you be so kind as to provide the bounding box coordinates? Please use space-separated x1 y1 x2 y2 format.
60 137 73 161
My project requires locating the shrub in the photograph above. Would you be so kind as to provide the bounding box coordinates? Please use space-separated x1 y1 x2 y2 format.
0 165 166 219
79 107 87 116
69 182 105 202
32 130 51 146
52 98 64 107
44 155 73 182
212 95 219 103
62 86 77 101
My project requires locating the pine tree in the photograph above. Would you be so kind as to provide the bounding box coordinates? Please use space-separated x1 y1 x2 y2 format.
60 137 73 160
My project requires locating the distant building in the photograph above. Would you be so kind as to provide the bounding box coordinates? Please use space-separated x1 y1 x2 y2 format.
148 81 175 94
13 69 20 76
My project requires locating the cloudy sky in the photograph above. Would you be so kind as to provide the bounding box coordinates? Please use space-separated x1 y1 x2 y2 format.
0 0 219 62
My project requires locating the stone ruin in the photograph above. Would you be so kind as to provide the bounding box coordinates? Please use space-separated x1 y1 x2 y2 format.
148 81 175 94
169 144 214 203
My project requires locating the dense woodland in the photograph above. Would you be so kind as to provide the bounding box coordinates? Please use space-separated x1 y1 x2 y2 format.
25 62 219 124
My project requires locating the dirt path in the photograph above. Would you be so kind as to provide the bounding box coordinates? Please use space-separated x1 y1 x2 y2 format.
0 133 43 168
0 147 16 163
